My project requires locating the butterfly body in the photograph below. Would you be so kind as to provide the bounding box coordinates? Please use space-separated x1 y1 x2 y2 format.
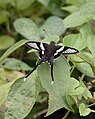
25 41 79 84
39 41 58 63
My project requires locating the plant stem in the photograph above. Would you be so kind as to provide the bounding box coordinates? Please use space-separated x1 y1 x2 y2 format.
87 103 95 108
62 111 70 119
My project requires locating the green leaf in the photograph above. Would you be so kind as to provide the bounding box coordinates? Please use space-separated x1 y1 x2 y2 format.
66 0 86 7
72 55 95 77
42 35 59 43
72 87 85 95
0 58 31 71
0 39 28 63
41 16 66 37
80 80 92 99
87 34 95 56
79 52 95 75
47 93 68 116
11 0 35 10
48 0 64 17
79 24 95 56
0 35 15 50
0 68 24 82
67 86 84 96
37 0 49 7
0 104 5 119
66 94 77 111
0 0 11 8
38 56 81 115
5 71 39 119
0 11 10 24
63 33 86 50
65 78 80 110
80 24 93 37
79 52 95 66
79 103 91 116
75 61 94 78
61 5 78 13
14 18 39 40
63 2 95 28
0 83 12 105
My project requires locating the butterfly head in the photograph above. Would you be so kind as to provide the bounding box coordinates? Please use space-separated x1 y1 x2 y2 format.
50 41 56 46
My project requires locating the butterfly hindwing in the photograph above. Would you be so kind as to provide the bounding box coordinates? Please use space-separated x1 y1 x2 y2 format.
62 46 79 54
54 45 78 59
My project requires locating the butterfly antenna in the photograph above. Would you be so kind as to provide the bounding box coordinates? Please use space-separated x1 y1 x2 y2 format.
43 29 52 41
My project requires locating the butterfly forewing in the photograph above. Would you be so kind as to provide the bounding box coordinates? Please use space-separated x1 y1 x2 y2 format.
26 41 47 51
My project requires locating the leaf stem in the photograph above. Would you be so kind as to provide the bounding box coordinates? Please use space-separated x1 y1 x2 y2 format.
62 111 70 119
70 65 75 76
87 103 95 108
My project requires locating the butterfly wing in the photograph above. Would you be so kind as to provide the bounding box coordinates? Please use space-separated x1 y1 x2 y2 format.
26 41 42 51
26 41 50 57
62 46 79 54
54 45 78 59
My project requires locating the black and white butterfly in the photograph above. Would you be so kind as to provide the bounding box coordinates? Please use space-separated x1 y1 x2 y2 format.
24 41 79 84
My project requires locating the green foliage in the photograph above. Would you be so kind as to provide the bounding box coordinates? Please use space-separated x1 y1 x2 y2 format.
0 58 31 71
0 35 15 50
0 40 28 62
5 71 39 119
0 0 95 118
0 11 9 24
12 0 35 11
63 1 95 28
41 16 65 36
0 82 12 105
79 103 91 116
14 18 39 40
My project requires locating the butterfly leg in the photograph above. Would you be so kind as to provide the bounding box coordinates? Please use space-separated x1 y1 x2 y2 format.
24 60 41 81
50 62 54 84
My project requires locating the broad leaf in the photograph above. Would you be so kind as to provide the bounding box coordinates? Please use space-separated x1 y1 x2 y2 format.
63 33 86 50
63 2 95 28
0 104 5 119
79 103 91 116
11 0 35 10
0 68 24 82
61 5 78 13
80 80 92 99
79 52 95 75
0 58 31 71
0 11 9 24
87 34 95 56
0 83 12 105
48 0 64 17
0 0 11 8
5 71 39 119
72 55 95 78
14 18 39 40
42 35 59 43
80 24 95 56
38 56 80 115
0 35 15 50
75 62 94 78
79 52 95 66
66 0 86 7
41 16 66 37
0 40 28 63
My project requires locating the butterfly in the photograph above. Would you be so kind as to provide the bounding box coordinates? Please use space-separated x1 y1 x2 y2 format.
24 41 79 84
